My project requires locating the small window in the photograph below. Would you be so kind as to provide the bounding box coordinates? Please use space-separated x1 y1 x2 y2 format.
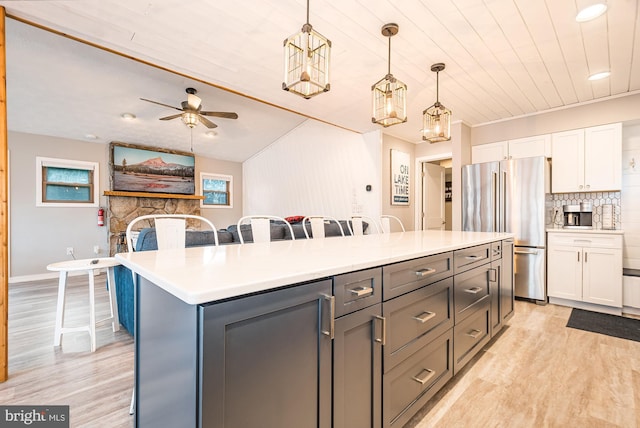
200 173 232 208
36 157 99 207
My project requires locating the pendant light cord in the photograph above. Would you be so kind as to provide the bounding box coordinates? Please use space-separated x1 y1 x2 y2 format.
387 36 392 75
436 70 440 103
306 0 310 25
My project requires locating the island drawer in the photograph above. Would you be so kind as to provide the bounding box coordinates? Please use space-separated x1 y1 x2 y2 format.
334 268 382 317
383 277 453 372
453 297 490 374
382 252 453 301
454 263 491 324
453 244 491 274
491 241 502 260
383 329 453 428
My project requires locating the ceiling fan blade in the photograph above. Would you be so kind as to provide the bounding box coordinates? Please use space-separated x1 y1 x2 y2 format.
159 113 183 121
198 115 218 129
187 93 201 110
140 98 183 111
200 111 238 119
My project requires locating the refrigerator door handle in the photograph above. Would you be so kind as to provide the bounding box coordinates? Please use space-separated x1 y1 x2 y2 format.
492 171 498 232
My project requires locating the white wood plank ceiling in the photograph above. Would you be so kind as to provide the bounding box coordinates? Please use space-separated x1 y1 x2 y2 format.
0 0 637 160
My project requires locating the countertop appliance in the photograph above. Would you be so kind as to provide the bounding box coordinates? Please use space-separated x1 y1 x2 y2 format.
462 156 550 302
562 203 592 229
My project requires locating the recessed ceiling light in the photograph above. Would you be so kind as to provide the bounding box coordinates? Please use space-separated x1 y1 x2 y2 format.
120 112 136 120
205 131 218 138
576 3 607 22
588 71 611 81
85 134 98 140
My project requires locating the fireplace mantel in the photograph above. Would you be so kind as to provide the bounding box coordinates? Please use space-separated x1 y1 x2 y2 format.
104 191 204 200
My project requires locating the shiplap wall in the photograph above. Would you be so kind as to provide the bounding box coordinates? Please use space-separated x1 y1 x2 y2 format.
243 120 382 220
622 123 640 270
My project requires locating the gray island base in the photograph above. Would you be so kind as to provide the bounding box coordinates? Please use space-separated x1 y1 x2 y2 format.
116 230 514 428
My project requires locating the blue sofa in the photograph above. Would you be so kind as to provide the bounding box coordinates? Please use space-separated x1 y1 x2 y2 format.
114 219 366 334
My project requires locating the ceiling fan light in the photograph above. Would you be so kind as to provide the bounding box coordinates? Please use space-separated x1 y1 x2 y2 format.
372 23 407 128
588 70 611 80
283 2 331 99
576 3 607 22
181 112 199 128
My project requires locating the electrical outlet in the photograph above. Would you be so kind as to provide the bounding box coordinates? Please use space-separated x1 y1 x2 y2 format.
66 247 74 256
93 245 100 255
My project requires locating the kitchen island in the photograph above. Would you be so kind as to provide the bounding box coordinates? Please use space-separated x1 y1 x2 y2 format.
116 230 514 428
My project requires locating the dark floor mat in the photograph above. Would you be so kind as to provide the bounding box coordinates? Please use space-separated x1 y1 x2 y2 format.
566 308 640 342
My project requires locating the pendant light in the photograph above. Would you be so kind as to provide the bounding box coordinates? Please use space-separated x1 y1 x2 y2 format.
372 23 407 127
422 63 452 143
283 0 331 99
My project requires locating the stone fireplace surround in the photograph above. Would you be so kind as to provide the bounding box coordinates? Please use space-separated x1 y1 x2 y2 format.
108 195 201 255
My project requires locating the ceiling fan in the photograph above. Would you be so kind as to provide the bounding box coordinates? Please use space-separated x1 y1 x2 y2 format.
140 87 238 129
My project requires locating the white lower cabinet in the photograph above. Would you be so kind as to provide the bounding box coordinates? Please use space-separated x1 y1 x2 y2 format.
547 232 623 313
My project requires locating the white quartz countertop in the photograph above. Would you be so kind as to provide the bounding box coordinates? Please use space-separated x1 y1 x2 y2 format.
546 228 624 235
115 230 513 305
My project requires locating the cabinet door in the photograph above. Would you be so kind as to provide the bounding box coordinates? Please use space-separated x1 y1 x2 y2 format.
582 247 623 307
199 280 332 428
489 259 501 337
547 245 582 300
507 134 551 159
472 141 507 164
333 304 382 428
551 129 584 193
501 240 514 322
584 123 622 191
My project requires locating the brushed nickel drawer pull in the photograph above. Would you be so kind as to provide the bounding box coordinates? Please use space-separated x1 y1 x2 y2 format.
466 329 482 339
321 295 335 339
412 368 435 385
464 286 483 294
350 286 373 297
412 311 436 323
415 268 436 277
374 315 386 345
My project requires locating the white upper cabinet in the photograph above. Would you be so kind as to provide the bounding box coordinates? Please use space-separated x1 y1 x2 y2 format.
471 135 551 164
551 123 622 193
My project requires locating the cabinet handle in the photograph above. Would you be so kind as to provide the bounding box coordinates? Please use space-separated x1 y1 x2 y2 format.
574 239 591 243
579 185 583 189
464 286 483 294
466 329 482 339
585 252 588 263
412 311 436 324
577 251 580 262
489 268 497 282
350 286 373 297
374 315 386 345
415 268 436 277
465 255 480 260
321 295 335 339
515 249 538 255
412 368 435 385
586 184 590 189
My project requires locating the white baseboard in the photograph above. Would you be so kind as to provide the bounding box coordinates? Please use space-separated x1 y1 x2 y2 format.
548 297 622 316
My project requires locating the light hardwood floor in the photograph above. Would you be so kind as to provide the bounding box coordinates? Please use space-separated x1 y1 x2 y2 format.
1 276 639 427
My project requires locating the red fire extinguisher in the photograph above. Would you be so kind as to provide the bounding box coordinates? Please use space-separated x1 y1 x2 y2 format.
98 208 105 227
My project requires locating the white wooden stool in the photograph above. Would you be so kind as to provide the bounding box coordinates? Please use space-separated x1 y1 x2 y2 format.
47 257 120 352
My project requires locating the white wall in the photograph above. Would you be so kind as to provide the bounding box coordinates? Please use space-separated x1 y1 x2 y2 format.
243 120 382 221
622 123 640 270
9 132 110 281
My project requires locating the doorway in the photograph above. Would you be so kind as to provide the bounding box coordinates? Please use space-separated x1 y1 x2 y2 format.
415 156 452 231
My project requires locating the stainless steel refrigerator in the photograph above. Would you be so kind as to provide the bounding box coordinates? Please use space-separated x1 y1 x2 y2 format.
462 156 550 302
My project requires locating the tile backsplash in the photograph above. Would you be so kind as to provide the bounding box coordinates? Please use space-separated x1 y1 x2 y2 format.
547 191 621 229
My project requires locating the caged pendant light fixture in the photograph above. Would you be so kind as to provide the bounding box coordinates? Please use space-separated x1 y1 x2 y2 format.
282 0 331 99
372 23 407 127
422 63 451 143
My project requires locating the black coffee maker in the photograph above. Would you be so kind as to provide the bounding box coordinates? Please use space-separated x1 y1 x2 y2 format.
563 203 592 229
